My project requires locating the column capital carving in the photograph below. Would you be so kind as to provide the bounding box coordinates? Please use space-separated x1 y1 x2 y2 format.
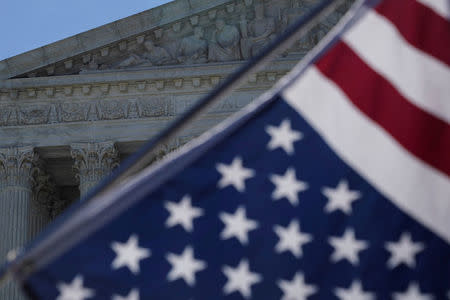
70 141 119 172
0 146 38 191
70 141 119 197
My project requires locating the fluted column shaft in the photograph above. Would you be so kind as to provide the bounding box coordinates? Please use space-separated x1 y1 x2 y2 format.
0 146 37 300
71 141 119 198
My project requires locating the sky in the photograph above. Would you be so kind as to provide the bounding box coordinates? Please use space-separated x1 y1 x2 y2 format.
0 0 173 60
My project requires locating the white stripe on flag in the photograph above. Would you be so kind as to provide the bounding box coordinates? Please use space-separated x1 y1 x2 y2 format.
342 10 450 124
416 0 450 20
282 67 450 244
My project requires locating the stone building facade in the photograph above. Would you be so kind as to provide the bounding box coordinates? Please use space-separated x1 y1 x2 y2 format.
0 0 350 298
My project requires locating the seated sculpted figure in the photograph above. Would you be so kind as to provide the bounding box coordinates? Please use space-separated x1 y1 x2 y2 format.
79 54 100 73
117 41 173 68
208 19 241 62
177 27 208 64
281 0 315 52
240 4 276 59
282 0 306 28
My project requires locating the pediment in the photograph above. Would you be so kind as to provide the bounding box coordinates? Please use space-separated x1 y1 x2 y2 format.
0 0 343 80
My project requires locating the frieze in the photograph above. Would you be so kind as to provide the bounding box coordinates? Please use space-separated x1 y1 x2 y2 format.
138 97 170 118
0 93 243 127
0 88 266 127
60 103 86 123
0 107 19 126
0 107 14 126
173 88 263 115
13 0 351 78
0 67 285 127
126 100 140 119
99 100 126 120
18 105 50 125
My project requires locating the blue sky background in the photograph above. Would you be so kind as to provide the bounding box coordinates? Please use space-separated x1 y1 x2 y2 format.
0 0 173 60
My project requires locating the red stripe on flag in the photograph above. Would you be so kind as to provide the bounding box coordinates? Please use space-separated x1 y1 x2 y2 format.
316 42 450 177
375 0 450 66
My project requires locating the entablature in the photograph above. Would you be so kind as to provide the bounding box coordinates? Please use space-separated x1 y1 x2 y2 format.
0 58 292 129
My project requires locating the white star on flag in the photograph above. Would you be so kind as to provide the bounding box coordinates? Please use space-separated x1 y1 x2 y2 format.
322 179 361 214
166 246 206 286
222 259 262 299
335 281 374 300
165 195 203 232
216 157 255 192
385 232 425 269
277 272 317 300
274 219 312 258
270 167 308 206
112 289 139 300
329 229 368 265
219 206 259 245
393 283 432 300
111 234 151 274
56 275 94 300
266 119 303 155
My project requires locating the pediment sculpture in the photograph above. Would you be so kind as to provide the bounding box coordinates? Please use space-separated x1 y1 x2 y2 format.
114 41 175 69
77 0 325 74
240 3 276 59
177 27 209 64
107 18 244 71
13 0 350 78
208 19 242 62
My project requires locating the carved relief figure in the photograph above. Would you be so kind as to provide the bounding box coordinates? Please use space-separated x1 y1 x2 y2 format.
281 0 315 52
79 54 100 72
240 3 276 59
177 27 208 64
143 41 176 65
116 41 173 68
282 0 306 27
208 19 241 62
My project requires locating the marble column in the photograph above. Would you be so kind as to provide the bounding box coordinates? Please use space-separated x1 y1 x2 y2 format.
70 141 119 198
0 146 37 300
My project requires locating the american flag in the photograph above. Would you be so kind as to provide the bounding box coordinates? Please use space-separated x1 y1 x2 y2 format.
21 0 450 299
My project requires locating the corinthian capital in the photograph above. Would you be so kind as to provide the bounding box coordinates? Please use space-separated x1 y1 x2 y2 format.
71 141 119 172
0 146 38 190
70 141 119 197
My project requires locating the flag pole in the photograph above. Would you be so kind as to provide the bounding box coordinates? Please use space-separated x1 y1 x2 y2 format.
0 0 348 287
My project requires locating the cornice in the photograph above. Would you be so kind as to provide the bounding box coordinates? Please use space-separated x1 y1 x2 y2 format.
0 58 294 101
0 58 295 90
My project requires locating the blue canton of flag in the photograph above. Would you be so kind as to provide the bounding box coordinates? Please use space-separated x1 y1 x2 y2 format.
21 0 450 299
